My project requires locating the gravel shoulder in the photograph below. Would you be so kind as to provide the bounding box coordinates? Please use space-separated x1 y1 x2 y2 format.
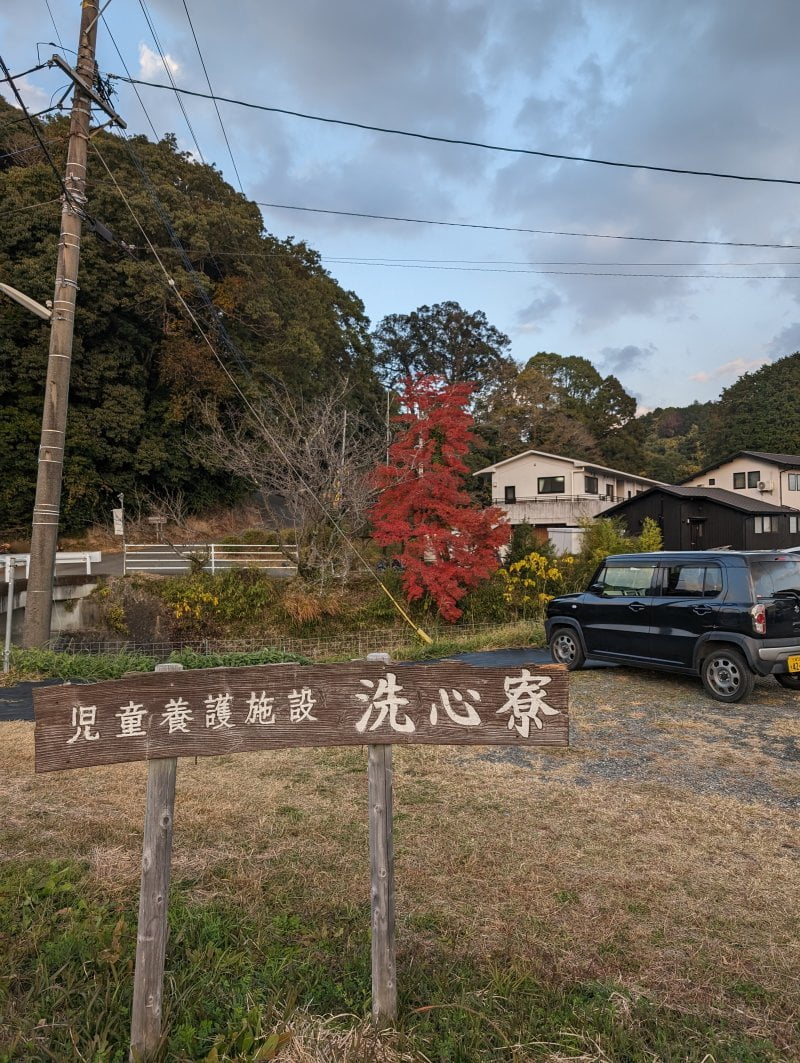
483 665 800 812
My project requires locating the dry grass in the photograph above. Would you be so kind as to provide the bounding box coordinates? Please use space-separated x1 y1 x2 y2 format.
2 659 799 1057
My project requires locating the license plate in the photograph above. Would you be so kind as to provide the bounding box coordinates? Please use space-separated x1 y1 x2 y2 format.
788 655 800 673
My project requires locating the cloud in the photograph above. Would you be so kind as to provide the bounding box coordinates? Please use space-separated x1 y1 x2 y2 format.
767 322 800 358
0 77 48 112
599 343 657 374
515 289 563 332
689 357 770 384
138 42 181 80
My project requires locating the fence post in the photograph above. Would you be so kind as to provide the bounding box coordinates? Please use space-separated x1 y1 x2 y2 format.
210 544 216 576
365 651 397 1024
3 561 21 673
130 662 182 1062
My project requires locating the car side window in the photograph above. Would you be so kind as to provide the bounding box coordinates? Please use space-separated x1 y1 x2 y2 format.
593 563 657 597
661 563 723 598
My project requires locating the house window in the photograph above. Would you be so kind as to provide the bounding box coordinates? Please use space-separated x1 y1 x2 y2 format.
747 470 761 489
790 516 799 534
733 472 745 489
789 474 800 491
584 475 598 494
537 476 565 494
708 478 716 485
504 485 516 503
605 482 614 499
754 516 773 534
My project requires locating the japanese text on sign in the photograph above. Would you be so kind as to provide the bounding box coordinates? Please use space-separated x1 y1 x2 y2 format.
34 662 569 772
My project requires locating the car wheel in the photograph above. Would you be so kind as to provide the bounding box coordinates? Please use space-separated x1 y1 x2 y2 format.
549 627 586 671
701 647 755 703
774 672 800 691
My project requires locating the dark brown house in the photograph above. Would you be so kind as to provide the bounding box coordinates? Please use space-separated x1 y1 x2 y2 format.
603 485 800 551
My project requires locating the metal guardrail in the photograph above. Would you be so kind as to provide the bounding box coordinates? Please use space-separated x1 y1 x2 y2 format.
2 551 102 580
123 543 298 575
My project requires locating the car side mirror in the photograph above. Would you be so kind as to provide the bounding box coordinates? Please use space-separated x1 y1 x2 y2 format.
588 583 604 595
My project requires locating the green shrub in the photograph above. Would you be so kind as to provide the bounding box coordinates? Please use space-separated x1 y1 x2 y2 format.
506 523 553 566
459 571 511 624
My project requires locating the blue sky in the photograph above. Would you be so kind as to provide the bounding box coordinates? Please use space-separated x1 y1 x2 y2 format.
3 0 800 410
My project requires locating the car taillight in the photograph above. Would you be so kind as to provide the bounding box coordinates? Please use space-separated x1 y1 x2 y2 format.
751 604 766 634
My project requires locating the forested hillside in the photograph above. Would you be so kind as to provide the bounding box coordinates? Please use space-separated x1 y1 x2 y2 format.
0 97 379 531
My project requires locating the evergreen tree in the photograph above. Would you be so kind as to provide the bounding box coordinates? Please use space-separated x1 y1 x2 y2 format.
0 99 379 532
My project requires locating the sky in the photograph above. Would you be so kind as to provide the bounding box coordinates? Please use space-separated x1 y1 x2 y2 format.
2 0 800 411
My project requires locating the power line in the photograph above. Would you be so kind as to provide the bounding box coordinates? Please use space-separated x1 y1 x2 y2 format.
137 0 206 165
0 55 76 207
90 138 431 642
101 15 159 139
179 0 244 194
141 248 800 267
108 75 800 188
256 201 800 251
135 243 800 277
43 0 66 53
0 197 60 218
0 140 65 163
127 2 255 318
0 61 50 84
319 260 800 280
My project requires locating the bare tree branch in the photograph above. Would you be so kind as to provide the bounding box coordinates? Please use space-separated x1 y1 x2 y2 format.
198 382 384 583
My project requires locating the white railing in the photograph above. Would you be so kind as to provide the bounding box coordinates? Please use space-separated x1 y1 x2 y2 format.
2 551 102 580
494 494 625 505
123 543 298 576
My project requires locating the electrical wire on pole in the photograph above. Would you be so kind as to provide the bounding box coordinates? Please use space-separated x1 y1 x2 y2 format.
22 0 102 647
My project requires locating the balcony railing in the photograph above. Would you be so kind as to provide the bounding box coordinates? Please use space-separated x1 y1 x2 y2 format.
494 494 625 505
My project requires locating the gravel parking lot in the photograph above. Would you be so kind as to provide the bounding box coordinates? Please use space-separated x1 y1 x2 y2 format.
483 666 800 812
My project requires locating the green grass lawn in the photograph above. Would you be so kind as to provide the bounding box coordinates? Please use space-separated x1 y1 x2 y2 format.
0 859 783 1063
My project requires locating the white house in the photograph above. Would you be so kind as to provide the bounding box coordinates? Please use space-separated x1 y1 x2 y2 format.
475 449 663 546
681 450 800 508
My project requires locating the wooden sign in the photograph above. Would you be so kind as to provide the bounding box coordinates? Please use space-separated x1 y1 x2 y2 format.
33 660 568 772
33 657 568 1060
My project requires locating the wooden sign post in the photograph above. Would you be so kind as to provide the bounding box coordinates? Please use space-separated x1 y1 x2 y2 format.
34 657 568 1058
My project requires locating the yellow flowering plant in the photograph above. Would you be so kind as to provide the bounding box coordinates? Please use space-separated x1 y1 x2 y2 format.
501 551 575 619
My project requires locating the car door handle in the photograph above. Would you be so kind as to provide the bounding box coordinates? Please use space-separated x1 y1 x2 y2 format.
628 602 645 612
692 605 713 615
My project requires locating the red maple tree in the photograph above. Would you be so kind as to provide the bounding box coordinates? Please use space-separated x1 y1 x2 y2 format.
370 374 510 621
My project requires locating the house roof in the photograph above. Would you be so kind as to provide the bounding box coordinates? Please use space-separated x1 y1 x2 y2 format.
681 450 800 483
604 484 798 516
473 448 663 485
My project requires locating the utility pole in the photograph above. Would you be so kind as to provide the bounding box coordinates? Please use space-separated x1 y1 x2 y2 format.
22 0 101 647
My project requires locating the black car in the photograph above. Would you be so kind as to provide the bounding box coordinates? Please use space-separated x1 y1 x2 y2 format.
544 550 800 702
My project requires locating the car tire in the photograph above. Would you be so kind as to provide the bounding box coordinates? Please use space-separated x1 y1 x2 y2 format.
701 647 755 703
549 627 586 671
774 672 800 691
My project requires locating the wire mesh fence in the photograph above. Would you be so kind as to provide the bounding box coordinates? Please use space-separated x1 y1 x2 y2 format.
49 622 509 661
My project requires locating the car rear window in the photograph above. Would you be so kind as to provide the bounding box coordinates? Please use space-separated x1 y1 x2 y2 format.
660 563 723 598
750 558 800 598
